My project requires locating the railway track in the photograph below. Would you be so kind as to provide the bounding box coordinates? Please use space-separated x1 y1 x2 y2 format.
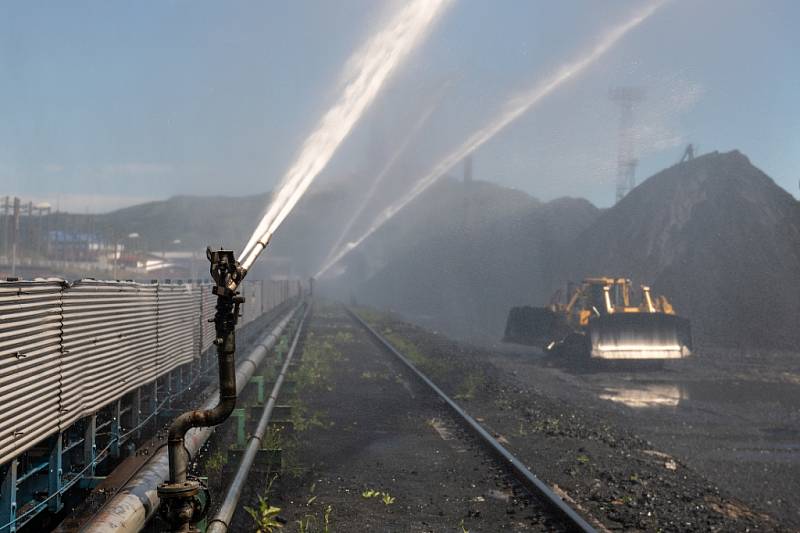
344 306 597 533
223 303 598 531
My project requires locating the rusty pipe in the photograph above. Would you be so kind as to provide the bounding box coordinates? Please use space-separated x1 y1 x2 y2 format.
159 249 248 531
166 250 243 485
206 303 309 533
167 294 238 484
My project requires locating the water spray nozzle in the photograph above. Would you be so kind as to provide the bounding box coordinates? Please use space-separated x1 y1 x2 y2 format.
207 247 246 294
159 247 246 531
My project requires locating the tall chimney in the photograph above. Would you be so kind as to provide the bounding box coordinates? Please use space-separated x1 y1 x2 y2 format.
463 154 473 184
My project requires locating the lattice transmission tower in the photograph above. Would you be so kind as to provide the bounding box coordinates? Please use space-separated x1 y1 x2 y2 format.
610 87 645 203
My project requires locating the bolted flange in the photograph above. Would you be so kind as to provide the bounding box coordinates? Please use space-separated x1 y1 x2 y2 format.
157 478 209 533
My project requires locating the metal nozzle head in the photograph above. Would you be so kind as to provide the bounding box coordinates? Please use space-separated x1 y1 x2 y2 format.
207 247 244 295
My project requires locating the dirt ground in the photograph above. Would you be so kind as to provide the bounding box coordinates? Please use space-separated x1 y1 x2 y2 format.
482 344 800 531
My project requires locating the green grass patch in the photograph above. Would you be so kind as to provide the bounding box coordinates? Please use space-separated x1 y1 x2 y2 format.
454 372 485 400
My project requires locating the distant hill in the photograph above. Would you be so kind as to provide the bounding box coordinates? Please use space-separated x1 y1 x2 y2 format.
90 175 537 282
98 193 270 252
95 186 358 278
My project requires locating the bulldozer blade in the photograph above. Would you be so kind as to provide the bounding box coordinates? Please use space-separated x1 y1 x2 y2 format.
503 306 559 346
588 313 692 360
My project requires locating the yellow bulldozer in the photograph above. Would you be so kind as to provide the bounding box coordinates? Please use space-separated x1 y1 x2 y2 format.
504 277 692 360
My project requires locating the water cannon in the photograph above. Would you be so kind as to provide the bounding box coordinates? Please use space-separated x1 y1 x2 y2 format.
158 246 254 532
208 247 246 295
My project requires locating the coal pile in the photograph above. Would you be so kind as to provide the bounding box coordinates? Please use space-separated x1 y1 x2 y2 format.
565 150 800 348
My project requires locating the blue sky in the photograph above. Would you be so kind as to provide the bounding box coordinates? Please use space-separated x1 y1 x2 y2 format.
0 0 797 212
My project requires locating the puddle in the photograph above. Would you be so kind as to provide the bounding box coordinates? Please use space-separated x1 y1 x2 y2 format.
599 384 685 408
598 380 800 409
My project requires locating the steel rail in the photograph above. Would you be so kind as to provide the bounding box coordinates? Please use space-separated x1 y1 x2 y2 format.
80 299 305 533
346 307 597 533
206 303 310 533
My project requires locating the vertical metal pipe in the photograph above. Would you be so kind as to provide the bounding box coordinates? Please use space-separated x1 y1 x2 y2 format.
206 304 309 533
149 381 158 432
83 415 96 477
111 400 121 458
167 370 174 409
47 433 63 513
10 197 19 278
1 459 18 532
130 387 142 440
166 292 238 485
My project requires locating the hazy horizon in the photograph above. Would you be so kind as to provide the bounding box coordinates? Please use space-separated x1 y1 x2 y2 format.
2 0 798 214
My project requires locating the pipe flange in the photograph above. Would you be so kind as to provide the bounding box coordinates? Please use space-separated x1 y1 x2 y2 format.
157 479 208 532
158 480 201 498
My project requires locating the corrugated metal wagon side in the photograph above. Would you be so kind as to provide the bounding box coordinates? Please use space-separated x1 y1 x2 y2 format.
0 280 64 466
156 282 197 375
60 280 159 423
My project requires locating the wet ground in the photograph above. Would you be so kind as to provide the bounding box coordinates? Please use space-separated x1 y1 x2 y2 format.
360 309 791 532
484 346 800 529
225 305 570 532
179 303 796 531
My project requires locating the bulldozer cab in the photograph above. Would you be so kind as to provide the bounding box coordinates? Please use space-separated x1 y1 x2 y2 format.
586 283 610 314
571 278 630 317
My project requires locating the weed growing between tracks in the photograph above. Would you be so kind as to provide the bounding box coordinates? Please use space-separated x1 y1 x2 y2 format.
293 331 345 391
360 489 396 506
381 326 487 402
245 325 353 529
288 398 328 433
245 475 284 533
359 370 390 381
249 476 336 532
454 372 485 400
288 329 346 434
294 497 333 533
246 495 283 533
262 425 286 452
269 329 346 479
